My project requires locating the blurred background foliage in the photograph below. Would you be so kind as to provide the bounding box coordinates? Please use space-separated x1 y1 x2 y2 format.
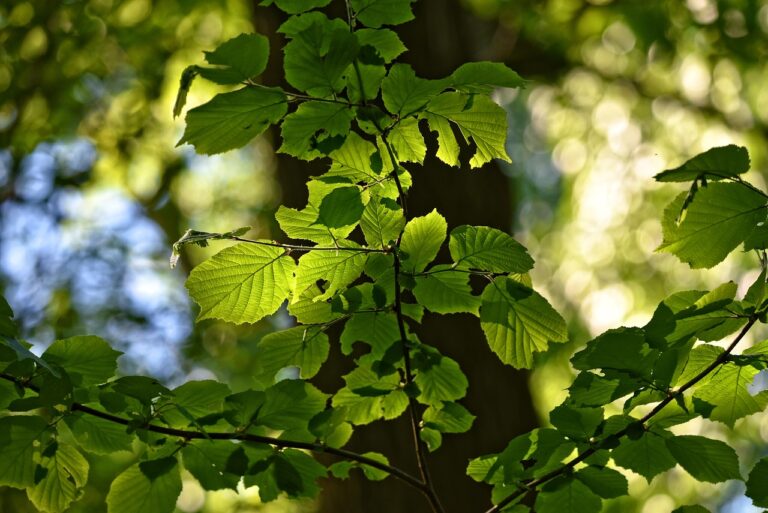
1 0 768 511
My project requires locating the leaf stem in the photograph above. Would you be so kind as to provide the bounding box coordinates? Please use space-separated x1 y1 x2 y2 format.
0 373 426 493
484 314 760 513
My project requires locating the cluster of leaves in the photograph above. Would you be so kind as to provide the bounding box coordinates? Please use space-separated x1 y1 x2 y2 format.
3 0 768 512
469 145 768 513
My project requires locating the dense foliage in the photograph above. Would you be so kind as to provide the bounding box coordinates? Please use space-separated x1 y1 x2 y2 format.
2 2 768 512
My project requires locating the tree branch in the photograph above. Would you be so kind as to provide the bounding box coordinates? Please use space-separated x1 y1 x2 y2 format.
484 314 760 513
0 372 427 493
229 236 390 254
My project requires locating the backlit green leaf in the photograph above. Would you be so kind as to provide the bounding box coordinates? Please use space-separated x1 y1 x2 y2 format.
424 92 511 168
450 62 525 93
284 22 359 96
179 87 287 155
413 266 480 315
535 475 602 513
253 326 330 386
42 335 121 386
198 33 269 84
355 29 406 63
107 457 182 513
388 118 426 163
0 416 49 488
27 443 89 513
413 348 468 405
160 380 231 428
64 413 133 455
279 101 353 160
611 430 676 481
658 182 766 269
400 209 447 273
480 277 568 368
654 145 750 182
423 402 475 433
449 225 533 273
293 243 368 302
258 380 328 430
182 440 241 491
692 361 768 426
575 465 628 499
665 435 741 483
186 243 296 324
361 196 405 248
381 64 446 116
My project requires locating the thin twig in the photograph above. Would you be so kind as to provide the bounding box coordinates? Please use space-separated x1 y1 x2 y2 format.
230 236 389 254
484 315 760 513
0 373 426 493
381 135 408 219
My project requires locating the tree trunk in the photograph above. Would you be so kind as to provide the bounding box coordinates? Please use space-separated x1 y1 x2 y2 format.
254 2 540 511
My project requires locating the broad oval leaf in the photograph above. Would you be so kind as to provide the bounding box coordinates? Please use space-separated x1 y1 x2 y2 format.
42 335 121 386
480 277 568 368
449 225 533 273
350 0 416 28
400 209 447 273
293 243 368 302
106 457 182 513
253 326 330 386
27 443 89 513
186 243 296 324
179 87 287 155
665 435 741 483
658 182 766 269
654 145 750 182
0 416 49 488
199 33 270 84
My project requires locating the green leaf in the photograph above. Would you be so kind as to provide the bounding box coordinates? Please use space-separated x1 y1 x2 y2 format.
412 348 468 405
355 28 406 63
272 0 332 14
413 266 480 315
340 311 400 357
333 357 409 424
258 380 328 430
535 475 602 513
611 430 676 481
571 327 657 378
350 0 416 28
345 62 386 104
388 118 426 163
480 277 568 368
381 64 446 116
284 21 359 96
422 109 459 166
450 62 526 93
400 209 447 273
288 284 342 324
179 87 287 155
276 205 348 244
549 403 603 440
327 132 383 183
0 416 49 488
658 182 766 269
293 243 368 302
423 402 475 433
420 426 442 451
198 33 269 84
361 196 405 248
574 466 628 499
182 440 241 491
64 413 133 455
692 361 768 426
424 92 511 168
244 449 326 501
42 335 121 386
279 101 354 160
654 145 750 182
0 295 18 338
107 458 182 513
161 380 231 428
665 435 741 483
254 326 330 386
27 443 89 513
186 243 296 324
317 186 366 229
746 457 768 507
449 225 533 273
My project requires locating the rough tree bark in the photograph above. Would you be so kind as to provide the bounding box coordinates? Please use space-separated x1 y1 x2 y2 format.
255 2 540 511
